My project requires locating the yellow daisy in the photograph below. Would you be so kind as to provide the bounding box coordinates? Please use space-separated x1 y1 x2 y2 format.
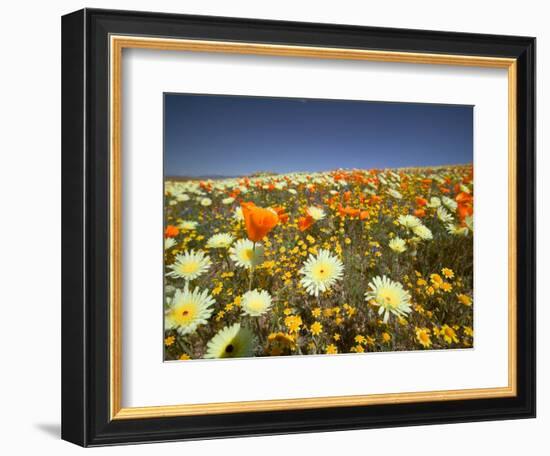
415 327 432 348
310 321 323 336
457 294 472 306
440 324 459 344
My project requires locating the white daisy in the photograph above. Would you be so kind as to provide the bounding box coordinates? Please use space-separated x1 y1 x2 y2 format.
465 215 474 232
206 233 234 249
412 224 433 240
229 239 265 269
179 220 198 231
398 214 422 229
164 238 176 250
446 223 469 236
442 196 458 212
387 188 403 199
388 237 407 253
222 197 235 205
241 289 272 317
233 207 244 222
427 197 441 208
167 250 211 281
176 193 190 202
200 197 212 207
307 206 326 221
299 249 344 297
437 206 454 223
165 286 215 335
365 275 412 323
204 323 256 359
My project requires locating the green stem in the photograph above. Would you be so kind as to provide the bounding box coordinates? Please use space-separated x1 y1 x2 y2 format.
248 242 256 291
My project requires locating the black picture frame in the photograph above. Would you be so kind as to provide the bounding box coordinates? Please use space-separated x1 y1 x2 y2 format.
62 8 536 447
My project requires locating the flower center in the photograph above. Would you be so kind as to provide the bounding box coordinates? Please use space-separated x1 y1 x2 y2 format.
248 299 264 312
244 249 254 260
171 303 197 325
225 344 234 353
312 261 332 280
378 289 399 308
179 261 200 274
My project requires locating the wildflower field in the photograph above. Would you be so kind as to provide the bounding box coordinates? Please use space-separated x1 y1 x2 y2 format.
163 165 474 360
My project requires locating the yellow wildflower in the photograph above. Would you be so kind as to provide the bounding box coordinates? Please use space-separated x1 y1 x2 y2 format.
457 294 472 306
415 327 432 348
310 321 323 336
440 324 459 344
284 315 303 333
164 336 175 347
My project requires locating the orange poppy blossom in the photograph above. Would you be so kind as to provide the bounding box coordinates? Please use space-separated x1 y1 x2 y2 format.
455 192 473 222
164 225 179 238
229 188 241 199
338 205 361 218
273 206 289 224
240 201 279 242
414 208 426 218
415 196 428 207
369 195 382 205
199 181 212 192
298 215 315 232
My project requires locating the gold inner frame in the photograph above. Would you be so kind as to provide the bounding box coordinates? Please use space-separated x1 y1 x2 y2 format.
109 35 517 420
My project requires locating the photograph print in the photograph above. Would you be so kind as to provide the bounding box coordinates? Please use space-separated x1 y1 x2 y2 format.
163 94 474 361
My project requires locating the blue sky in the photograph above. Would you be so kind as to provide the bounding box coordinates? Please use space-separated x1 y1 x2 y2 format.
164 93 472 177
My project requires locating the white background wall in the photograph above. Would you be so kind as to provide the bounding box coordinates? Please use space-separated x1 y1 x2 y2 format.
0 0 545 454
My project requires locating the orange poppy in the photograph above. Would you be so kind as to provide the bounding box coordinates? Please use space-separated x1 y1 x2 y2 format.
164 225 179 238
241 202 279 242
414 208 426 218
338 205 361 218
456 192 473 221
273 206 289 224
229 188 241 199
455 192 473 205
415 196 428 207
359 210 370 220
369 195 382 205
298 215 315 232
199 181 212 192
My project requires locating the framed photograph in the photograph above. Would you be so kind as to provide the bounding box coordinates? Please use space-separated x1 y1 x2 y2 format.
62 8 536 446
